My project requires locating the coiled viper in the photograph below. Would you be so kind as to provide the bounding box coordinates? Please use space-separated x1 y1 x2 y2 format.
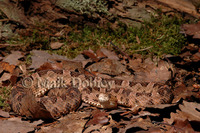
10 70 173 119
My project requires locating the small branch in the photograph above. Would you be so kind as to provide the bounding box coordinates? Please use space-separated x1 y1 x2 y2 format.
110 41 131 60
112 5 126 13
0 19 9 22
134 46 153 52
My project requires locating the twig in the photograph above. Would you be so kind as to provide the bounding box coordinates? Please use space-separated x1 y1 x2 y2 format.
112 5 126 13
0 19 9 22
0 43 23 47
134 46 153 52
110 41 131 60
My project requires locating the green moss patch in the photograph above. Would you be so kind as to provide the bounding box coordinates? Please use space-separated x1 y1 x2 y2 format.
6 14 186 59
0 87 11 111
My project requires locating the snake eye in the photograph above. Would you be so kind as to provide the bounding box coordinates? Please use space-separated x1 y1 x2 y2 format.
98 93 109 102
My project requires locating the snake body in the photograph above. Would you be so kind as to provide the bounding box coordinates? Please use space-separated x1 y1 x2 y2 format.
10 70 173 119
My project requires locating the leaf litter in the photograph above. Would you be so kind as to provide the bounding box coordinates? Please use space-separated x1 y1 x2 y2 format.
0 43 199 132
0 7 200 132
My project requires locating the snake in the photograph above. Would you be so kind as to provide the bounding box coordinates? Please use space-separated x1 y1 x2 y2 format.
10 70 173 119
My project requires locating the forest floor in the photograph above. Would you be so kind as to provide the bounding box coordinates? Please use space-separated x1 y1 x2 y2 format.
0 0 200 132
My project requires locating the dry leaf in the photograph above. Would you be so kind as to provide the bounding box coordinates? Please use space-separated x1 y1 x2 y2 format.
83 124 112 133
166 119 196 133
128 58 142 71
181 23 200 39
36 62 63 71
73 54 92 68
172 84 197 103
132 59 174 83
29 50 69 69
179 51 192 58
87 58 129 76
96 49 107 59
174 44 200 66
83 124 103 133
29 50 53 69
38 59 84 72
128 110 160 119
82 49 99 62
3 51 23 65
179 100 200 121
38 112 90 133
0 110 10 118
0 117 43 133
86 110 109 126
119 117 155 132
73 54 87 61
96 48 119 60
157 0 200 18
0 72 12 82
164 110 188 125
0 0 30 27
148 127 163 133
60 60 84 72
0 62 16 73
50 42 64 49
146 103 177 109
191 52 200 62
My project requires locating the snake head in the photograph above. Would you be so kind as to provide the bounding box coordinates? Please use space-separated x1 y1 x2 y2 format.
98 93 118 109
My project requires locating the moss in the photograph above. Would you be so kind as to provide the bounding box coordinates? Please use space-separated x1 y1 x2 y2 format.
0 87 11 111
5 14 186 59
25 54 32 65
55 14 186 58
124 15 186 57
57 0 109 15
